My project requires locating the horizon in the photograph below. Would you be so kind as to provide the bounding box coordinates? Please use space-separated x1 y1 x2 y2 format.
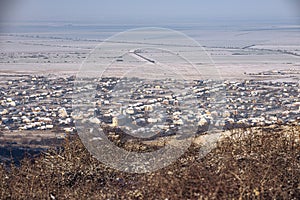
1 0 299 25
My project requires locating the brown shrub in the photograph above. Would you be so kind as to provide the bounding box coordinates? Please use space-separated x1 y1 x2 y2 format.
0 125 300 199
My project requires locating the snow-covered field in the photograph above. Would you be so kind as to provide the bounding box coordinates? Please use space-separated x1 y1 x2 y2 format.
0 23 299 81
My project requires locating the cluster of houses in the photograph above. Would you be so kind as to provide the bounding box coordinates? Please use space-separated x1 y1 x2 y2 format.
0 75 299 137
193 79 300 131
0 75 75 133
85 78 300 136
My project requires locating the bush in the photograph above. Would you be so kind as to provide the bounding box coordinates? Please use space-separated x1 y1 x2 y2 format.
1 125 300 199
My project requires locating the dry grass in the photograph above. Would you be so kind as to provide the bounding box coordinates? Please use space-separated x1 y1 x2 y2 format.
1 125 300 199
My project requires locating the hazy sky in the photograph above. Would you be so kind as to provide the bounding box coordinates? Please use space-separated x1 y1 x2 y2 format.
2 0 300 24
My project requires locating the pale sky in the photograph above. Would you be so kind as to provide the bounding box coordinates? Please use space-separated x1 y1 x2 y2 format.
1 0 300 24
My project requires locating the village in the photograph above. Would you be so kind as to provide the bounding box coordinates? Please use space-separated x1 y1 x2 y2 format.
0 74 299 142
